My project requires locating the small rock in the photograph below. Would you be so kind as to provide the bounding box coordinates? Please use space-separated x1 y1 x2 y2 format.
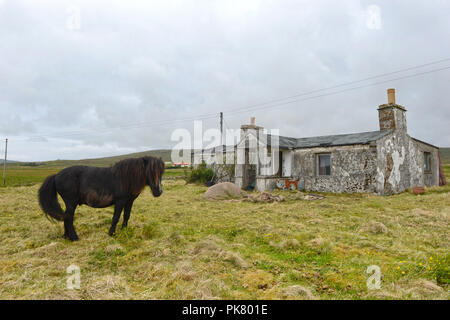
203 182 247 200
282 285 315 300
304 194 325 201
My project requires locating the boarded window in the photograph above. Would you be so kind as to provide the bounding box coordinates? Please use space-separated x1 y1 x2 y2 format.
424 152 432 172
317 154 331 176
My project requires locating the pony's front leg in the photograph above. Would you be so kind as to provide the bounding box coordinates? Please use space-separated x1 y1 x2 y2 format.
121 197 137 229
109 201 125 236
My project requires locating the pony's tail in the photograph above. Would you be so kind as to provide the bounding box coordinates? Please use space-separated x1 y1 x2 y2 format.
38 175 65 221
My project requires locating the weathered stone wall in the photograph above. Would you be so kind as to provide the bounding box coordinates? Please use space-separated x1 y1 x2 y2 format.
291 144 378 193
376 131 410 195
375 132 439 195
213 163 236 183
378 105 407 131
407 138 439 188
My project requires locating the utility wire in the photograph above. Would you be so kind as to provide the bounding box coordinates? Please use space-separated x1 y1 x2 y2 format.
219 57 450 114
16 114 218 141
223 65 450 117
9 58 450 141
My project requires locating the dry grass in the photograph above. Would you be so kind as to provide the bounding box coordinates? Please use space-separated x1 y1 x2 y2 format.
0 178 449 300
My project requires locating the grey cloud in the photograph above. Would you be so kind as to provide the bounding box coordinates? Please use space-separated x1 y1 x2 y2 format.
0 0 449 161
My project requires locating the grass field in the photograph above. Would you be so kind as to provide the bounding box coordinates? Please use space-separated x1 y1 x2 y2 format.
0 164 448 299
1 165 186 187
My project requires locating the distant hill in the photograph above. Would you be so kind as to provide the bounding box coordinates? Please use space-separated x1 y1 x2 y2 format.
42 149 174 168
440 147 450 164
0 160 20 164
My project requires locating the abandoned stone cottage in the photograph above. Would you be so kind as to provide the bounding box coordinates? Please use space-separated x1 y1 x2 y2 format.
201 89 443 195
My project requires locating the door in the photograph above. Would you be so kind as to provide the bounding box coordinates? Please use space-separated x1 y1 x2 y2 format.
243 148 256 189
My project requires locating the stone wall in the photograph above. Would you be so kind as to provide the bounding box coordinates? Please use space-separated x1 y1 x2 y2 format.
212 163 236 183
291 144 378 193
375 131 439 195
376 131 410 194
408 138 439 188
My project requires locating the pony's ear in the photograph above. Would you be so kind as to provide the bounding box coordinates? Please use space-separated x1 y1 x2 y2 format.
142 157 149 165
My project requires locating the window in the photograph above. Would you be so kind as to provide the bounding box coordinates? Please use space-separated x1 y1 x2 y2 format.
424 152 432 173
317 154 331 176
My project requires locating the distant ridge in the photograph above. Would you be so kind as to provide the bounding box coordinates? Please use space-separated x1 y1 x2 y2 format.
4 147 450 166
42 149 174 167
0 160 20 164
41 147 450 167
440 147 450 164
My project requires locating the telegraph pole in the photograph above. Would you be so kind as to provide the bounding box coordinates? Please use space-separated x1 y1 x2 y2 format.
219 112 223 146
3 138 7 186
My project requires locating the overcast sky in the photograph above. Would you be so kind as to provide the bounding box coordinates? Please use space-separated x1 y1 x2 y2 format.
1 0 449 161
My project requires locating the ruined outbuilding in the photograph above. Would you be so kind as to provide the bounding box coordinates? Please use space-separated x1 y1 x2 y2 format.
232 89 442 195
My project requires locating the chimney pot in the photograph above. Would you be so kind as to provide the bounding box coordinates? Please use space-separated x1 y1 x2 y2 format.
250 117 255 126
387 88 396 104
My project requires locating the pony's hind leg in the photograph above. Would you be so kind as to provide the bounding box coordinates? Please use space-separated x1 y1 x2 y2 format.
64 207 79 241
62 198 79 241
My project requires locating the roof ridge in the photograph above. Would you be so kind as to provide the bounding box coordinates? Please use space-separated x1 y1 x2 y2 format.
266 129 391 141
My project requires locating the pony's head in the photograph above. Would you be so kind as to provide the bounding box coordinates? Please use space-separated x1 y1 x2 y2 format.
143 156 165 197
112 156 165 197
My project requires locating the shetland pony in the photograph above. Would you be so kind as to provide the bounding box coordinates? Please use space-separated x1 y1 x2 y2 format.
38 156 165 241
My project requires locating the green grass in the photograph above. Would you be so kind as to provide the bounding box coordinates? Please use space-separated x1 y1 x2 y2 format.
0 167 448 299
1 167 61 187
1 148 181 187
439 147 450 164
1 165 186 187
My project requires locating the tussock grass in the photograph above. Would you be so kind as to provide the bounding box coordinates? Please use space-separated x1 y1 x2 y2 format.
0 173 449 299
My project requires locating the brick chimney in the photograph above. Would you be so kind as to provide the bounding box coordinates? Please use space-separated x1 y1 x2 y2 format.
240 117 263 140
378 88 407 132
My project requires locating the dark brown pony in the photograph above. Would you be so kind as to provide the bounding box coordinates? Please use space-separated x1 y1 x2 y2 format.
38 156 165 241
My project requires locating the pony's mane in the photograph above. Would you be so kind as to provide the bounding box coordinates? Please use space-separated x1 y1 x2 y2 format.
111 156 165 194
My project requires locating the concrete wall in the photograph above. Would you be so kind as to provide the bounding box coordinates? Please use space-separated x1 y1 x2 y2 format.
291 144 378 193
282 150 293 177
255 177 278 191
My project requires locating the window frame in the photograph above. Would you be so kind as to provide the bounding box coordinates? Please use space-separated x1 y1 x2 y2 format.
423 152 432 173
316 153 332 177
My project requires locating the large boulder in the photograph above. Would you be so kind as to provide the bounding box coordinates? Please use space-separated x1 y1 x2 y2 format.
203 182 247 200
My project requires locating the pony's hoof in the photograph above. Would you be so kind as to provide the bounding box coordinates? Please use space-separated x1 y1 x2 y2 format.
64 234 79 241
